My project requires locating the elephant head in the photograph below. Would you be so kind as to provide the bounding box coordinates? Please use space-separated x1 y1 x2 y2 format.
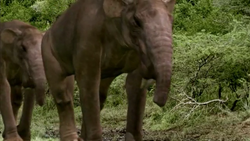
121 0 175 107
0 26 46 106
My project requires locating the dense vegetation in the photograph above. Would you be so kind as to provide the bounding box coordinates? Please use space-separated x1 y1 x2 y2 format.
1 0 250 140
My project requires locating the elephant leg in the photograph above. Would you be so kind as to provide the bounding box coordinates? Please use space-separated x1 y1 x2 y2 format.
42 48 79 141
125 70 147 141
99 77 115 110
78 77 115 140
75 71 102 140
51 75 77 141
46 74 77 140
0 79 22 141
74 48 102 140
10 86 23 122
17 89 35 141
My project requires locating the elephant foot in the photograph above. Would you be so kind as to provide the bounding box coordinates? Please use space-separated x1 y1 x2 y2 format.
61 133 83 141
3 135 23 141
2 130 22 141
125 132 135 141
17 126 31 141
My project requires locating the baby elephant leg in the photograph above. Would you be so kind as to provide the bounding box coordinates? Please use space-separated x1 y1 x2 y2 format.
10 86 23 122
1 79 22 141
17 89 35 141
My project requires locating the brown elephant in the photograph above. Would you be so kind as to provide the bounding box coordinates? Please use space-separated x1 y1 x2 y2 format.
0 20 46 141
41 0 175 140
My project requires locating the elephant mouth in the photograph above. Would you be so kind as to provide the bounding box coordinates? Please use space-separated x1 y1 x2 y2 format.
22 78 36 88
140 62 156 79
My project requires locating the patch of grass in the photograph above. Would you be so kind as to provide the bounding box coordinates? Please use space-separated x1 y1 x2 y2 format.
1 91 250 140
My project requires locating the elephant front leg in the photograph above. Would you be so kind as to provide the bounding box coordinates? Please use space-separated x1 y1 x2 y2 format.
17 89 35 141
74 47 103 140
125 70 147 141
78 77 114 140
0 79 22 141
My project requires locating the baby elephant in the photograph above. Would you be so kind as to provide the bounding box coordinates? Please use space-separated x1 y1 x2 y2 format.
0 20 46 141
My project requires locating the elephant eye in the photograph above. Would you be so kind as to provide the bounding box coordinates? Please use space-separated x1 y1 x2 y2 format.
133 15 142 27
21 45 27 52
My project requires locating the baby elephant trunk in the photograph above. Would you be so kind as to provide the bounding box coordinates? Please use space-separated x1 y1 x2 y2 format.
30 58 46 106
34 77 46 106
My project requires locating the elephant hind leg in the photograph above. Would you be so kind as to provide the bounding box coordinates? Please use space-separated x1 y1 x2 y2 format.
50 75 78 141
99 77 115 110
48 73 77 140
10 86 23 122
10 86 34 141
17 89 35 141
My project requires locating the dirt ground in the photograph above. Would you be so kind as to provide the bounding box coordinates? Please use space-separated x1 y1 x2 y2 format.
1 121 250 141
1 110 250 141
43 128 181 141
42 118 250 141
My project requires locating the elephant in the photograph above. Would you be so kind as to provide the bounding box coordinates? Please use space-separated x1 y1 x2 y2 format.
41 0 175 140
0 20 46 141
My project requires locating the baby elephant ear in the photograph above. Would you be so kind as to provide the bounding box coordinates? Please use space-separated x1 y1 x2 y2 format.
163 0 176 14
41 31 46 36
1 28 22 44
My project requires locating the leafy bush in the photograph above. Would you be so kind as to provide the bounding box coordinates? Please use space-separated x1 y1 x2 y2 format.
1 1 33 23
172 21 250 110
174 0 234 34
1 0 74 30
30 0 74 30
215 0 250 16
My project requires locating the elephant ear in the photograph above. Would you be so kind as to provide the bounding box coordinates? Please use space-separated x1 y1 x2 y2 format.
163 0 176 14
41 31 46 36
103 0 134 17
1 28 22 44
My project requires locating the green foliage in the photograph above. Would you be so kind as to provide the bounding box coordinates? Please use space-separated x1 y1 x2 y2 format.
215 0 250 16
1 1 33 23
174 0 234 34
30 0 75 30
1 0 250 140
172 21 250 110
103 74 127 108
1 0 75 30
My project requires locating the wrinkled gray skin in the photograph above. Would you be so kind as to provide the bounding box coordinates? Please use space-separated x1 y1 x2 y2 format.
101 0 175 140
42 0 175 141
0 20 46 141
42 0 175 140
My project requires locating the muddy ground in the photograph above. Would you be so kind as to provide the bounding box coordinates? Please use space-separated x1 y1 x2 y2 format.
42 119 250 141
1 121 250 141
43 128 189 141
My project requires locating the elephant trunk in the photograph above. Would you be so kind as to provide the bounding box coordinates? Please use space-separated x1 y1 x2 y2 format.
147 15 173 107
34 75 46 106
29 55 46 106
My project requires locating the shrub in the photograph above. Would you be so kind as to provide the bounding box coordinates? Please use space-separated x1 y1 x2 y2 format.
0 0 75 30
174 0 234 35
215 0 250 16
172 21 250 110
